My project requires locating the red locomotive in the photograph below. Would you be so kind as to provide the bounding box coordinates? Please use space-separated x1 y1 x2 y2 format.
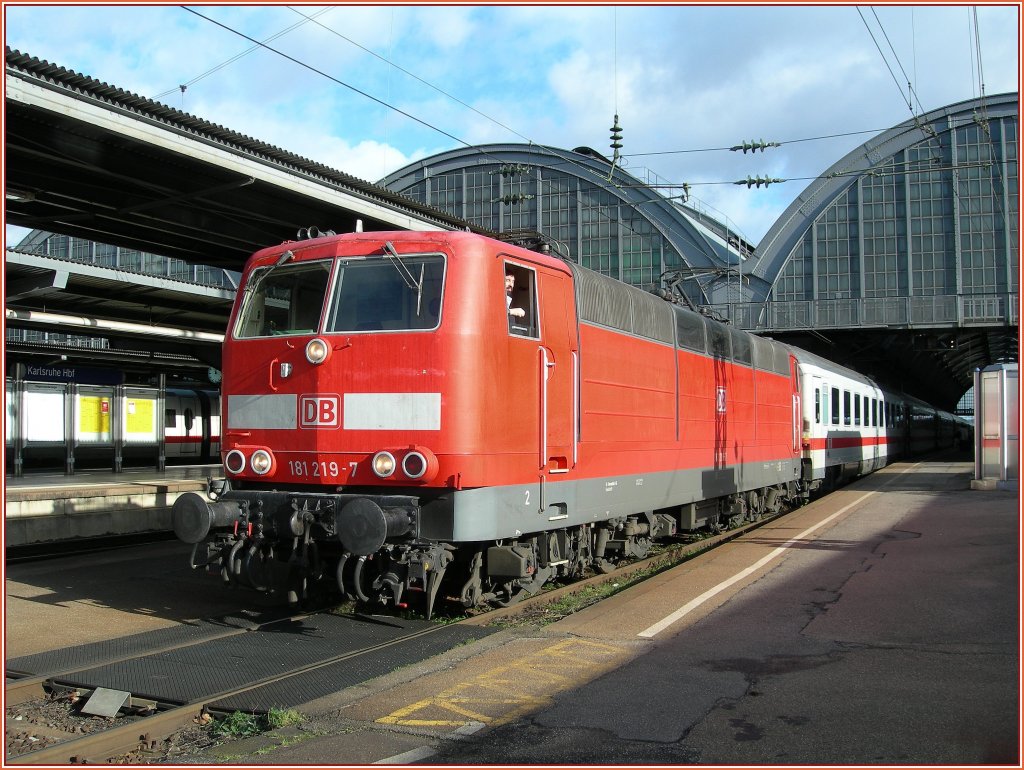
172 230 964 617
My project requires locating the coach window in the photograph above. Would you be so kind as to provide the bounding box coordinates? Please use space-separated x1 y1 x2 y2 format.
831 388 840 425
504 262 538 338
842 390 851 425
814 388 821 424
854 393 861 425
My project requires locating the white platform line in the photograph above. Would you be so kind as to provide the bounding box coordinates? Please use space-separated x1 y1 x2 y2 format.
637 466 916 639
374 746 435 765
374 721 485 765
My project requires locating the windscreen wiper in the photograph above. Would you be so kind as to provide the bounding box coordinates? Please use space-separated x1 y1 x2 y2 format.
382 241 424 315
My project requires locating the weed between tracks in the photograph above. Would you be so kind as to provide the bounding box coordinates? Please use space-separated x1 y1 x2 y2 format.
212 707 304 738
487 548 691 628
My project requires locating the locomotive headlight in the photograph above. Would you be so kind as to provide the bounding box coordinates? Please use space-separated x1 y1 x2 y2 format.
250 449 275 476
305 338 331 365
225 449 247 475
371 451 397 478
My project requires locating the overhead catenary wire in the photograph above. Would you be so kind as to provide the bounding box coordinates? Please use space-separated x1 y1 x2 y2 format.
178 5 744 276
857 7 918 118
182 7 641 203
971 7 988 107
172 8 889 199
181 6 474 153
170 5 1002 288
621 128 890 158
283 6 527 145
870 6 926 117
153 7 334 102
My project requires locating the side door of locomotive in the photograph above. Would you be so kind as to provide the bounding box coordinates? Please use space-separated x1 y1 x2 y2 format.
503 260 576 474
536 269 576 473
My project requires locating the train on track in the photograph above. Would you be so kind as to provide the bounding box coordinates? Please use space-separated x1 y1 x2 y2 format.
5 384 220 471
165 388 221 463
171 230 969 617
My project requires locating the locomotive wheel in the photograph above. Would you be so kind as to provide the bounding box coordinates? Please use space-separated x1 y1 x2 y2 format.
491 582 529 608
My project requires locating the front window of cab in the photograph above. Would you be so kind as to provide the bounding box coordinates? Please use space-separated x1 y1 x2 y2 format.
325 255 445 332
234 260 332 338
233 253 446 339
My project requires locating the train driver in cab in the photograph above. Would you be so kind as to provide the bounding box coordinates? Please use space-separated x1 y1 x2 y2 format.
506 272 526 323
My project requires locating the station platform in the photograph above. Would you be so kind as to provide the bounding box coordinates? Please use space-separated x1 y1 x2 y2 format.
3 458 1019 764
3 465 220 547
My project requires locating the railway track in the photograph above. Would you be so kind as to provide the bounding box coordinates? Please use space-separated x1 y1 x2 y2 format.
5 509 783 765
6 612 484 764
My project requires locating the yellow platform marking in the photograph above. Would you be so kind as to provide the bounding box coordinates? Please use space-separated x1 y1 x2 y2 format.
377 637 628 729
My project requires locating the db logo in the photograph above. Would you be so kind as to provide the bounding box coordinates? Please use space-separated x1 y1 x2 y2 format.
299 394 340 428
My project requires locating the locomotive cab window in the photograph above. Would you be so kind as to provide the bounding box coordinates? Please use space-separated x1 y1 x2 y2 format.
326 254 445 333
504 262 538 338
235 259 332 338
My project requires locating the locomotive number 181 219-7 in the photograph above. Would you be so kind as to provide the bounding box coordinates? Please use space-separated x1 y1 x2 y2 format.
288 459 341 479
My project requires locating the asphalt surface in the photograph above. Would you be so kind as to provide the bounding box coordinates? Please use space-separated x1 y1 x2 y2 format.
414 461 1019 765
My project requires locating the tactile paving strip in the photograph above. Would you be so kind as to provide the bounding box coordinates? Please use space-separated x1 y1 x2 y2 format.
45 614 494 707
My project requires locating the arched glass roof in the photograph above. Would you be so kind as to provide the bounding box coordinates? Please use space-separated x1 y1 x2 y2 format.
746 92 1018 305
381 143 750 305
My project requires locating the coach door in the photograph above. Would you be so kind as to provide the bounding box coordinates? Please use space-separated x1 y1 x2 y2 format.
537 270 577 474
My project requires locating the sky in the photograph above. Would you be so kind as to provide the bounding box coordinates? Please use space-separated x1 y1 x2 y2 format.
2 3 1021 250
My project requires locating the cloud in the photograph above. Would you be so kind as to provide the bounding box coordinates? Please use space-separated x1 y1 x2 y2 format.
3 3 1019 245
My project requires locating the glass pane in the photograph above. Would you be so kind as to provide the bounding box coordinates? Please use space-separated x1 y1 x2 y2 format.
235 260 332 338
326 256 445 333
